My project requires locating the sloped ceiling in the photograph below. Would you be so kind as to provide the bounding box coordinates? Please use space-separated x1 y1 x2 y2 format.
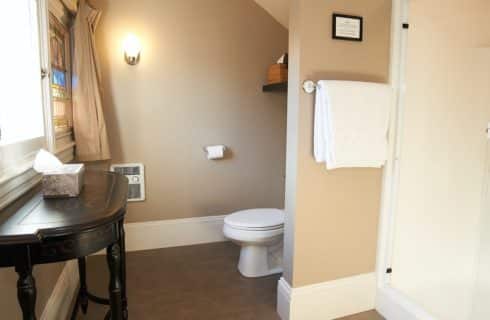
62 0 289 27
61 0 77 13
254 0 289 29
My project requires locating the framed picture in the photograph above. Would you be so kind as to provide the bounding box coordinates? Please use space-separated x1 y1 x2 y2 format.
332 13 363 41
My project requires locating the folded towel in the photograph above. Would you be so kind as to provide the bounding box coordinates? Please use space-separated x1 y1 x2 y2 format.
314 80 392 170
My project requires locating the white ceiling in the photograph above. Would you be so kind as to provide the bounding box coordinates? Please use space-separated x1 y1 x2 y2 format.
254 0 289 29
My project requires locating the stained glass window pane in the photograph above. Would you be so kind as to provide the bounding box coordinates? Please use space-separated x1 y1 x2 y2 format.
52 68 66 87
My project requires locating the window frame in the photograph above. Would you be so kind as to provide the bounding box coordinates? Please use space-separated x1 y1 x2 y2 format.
0 0 55 210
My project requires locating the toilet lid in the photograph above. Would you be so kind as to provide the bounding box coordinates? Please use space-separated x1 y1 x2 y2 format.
225 208 284 230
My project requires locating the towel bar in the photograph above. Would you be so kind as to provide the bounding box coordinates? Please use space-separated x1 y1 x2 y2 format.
302 80 317 93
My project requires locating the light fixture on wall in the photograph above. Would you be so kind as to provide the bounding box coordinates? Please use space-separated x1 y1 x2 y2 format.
123 34 141 65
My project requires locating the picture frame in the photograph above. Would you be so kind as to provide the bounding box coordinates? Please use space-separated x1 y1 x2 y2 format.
332 13 363 42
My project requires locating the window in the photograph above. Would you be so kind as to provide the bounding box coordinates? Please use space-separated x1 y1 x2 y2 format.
0 0 51 209
0 0 45 146
49 13 72 131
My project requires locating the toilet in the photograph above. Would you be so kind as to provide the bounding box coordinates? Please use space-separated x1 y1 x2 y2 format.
223 208 284 278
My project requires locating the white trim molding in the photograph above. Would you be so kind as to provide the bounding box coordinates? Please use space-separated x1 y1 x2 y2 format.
277 277 292 320
376 287 437 320
277 273 376 320
0 145 43 211
376 0 409 289
374 2 438 320
0 168 41 211
123 215 227 252
40 260 79 320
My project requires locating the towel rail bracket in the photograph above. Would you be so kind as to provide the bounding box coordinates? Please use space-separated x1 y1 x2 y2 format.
302 80 317 94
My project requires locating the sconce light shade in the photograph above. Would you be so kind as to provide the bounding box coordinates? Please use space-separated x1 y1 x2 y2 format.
123 34 141 65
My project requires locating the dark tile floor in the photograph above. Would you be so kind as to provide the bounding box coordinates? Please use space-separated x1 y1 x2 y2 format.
75 242 383 320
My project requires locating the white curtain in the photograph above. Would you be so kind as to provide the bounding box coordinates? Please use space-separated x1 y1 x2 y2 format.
72 0 110 161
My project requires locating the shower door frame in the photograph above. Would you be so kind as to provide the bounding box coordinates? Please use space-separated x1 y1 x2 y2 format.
374 0 437 318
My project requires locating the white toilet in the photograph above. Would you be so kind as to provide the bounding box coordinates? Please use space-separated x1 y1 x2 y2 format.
223 208 284 278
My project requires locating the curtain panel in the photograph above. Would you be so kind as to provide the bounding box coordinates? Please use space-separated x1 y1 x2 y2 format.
72 0 111 161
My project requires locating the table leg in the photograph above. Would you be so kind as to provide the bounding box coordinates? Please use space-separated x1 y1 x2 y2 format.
15 263 37 320
107 243 123 320
119 221 128 319
78 257 89 314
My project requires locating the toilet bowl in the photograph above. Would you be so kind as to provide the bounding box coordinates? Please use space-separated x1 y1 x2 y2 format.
223 208 284 278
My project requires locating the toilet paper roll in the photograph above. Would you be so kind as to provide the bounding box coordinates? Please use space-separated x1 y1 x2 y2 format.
205 145 226 160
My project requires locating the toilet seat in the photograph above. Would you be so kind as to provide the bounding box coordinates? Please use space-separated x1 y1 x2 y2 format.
224 208 284 231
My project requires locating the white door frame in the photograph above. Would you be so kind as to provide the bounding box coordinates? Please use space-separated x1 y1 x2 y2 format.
374 1 437 319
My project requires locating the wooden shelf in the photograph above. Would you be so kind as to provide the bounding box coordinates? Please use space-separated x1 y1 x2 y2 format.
262 82 288 92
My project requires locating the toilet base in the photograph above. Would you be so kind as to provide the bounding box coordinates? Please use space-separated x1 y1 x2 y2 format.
237 241 283 278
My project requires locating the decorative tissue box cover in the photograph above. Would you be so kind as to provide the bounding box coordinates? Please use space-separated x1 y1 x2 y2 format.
42 164 85 198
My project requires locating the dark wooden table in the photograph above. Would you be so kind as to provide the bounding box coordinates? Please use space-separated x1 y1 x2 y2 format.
0 171 129 320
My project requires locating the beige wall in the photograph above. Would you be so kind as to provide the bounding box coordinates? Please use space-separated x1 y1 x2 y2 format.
92 0 288 223
286 0 392 287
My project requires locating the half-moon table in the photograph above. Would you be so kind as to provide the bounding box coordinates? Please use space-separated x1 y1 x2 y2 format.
0 171 129 320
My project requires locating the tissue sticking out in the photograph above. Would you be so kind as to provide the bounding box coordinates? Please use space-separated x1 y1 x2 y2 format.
33 149 63 173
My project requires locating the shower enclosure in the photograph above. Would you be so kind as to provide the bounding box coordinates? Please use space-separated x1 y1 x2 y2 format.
377 1 490 319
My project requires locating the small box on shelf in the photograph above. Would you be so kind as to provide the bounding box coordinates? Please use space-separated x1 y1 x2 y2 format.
267 64 288 84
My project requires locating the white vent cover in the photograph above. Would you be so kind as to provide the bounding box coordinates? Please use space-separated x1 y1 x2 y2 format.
110 163 145 202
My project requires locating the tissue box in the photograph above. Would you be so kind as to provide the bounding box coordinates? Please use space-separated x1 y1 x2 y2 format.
267 64 288 84
42 164 85 198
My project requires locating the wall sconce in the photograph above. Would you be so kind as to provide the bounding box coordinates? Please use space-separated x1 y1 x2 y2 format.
123 34 141 65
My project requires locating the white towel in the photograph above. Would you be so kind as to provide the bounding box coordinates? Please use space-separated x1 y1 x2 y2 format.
314 80 392 170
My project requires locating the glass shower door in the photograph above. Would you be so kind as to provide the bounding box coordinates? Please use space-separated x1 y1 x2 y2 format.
472 130 490 319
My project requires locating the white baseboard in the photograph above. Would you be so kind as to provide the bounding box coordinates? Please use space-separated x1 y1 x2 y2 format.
40 260 79 320
123 215 227 252
277 273 376 320
376 286 437 320
277 277 292 319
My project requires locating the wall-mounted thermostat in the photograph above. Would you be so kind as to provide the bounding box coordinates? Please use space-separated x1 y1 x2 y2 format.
110 163 145 202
